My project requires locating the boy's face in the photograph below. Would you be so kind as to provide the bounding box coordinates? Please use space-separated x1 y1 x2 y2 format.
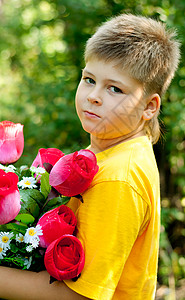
75 58 146 140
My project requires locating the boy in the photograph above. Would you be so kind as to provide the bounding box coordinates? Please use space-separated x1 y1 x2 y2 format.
0 13 180 300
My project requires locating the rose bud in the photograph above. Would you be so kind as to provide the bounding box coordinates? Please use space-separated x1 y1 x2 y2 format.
44 234 85 281
0 170 21 224
37 205 77 248
49 149 99 197
32 148 65 170
0 120 24 165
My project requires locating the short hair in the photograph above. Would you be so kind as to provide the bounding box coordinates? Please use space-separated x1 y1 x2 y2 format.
85 14 181 143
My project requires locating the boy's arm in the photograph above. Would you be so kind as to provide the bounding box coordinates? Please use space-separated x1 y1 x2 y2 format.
0 267 91 300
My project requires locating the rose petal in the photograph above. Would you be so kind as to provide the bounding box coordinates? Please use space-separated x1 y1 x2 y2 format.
0 121 24 164
32 148 65 169
49 153 74 186
44 235 85 281
37 205 77 248
0 190 21 224
0 170 19 196
49 149 99 197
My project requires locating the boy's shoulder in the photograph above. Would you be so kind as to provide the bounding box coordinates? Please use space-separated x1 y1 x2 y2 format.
92 136 159 188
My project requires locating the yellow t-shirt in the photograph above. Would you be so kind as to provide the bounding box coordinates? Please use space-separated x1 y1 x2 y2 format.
64 136 160 300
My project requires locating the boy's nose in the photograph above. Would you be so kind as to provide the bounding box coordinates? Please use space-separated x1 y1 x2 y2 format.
87 92 102 105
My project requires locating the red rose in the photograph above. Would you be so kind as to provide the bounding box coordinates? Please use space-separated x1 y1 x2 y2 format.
32 148 65 169
37 205 77 248
49 149 99 196
44 234 85 281
0 121 24 164
0 170 21 224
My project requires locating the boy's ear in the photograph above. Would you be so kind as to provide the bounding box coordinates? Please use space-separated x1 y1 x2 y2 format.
142 93 161 120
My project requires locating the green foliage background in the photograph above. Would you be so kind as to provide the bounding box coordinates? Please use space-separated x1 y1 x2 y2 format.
0 0 184 298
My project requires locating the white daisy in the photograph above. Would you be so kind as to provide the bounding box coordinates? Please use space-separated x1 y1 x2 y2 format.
18 177 37 189
0 232 14 250
26 245 33 252
24 225 43 244
6 165 16 172
30 166 37 173
30 166 45 175
0 164 5 170
0 164 16 172
24 257 32 269
0 244 7 259
31 237 40 249
16 233 24 243
19 165 29 172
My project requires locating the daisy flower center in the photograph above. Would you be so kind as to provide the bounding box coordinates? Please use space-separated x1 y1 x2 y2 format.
24 180 31 185
0 247 3 252
28 229 36 236
18 177 37 189
2 236 9 243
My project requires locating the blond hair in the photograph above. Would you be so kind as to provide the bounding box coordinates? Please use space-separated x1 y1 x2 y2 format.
85 14 180 143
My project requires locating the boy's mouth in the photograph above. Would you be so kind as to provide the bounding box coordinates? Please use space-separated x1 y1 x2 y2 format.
84 111 101 118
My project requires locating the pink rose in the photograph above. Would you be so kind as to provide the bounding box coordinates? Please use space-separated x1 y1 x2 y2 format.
49 149 99 196
0 170 21 224
0 121 24 164
44 234 85 281
37 205 77 248
32 148 65 169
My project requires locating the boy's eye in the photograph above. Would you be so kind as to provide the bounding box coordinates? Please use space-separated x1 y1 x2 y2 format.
83 77 95 85
110 86 123 93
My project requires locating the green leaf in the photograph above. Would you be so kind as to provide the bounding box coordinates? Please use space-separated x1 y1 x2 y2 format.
0 222 27 235
15 213 35 225
19 168 32 179
43 196 70 212
19 189 44 218
46 197 59 207
61 196 70 205
40 172 51 198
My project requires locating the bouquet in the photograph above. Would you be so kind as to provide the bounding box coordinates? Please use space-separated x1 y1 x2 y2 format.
0 121 99 281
